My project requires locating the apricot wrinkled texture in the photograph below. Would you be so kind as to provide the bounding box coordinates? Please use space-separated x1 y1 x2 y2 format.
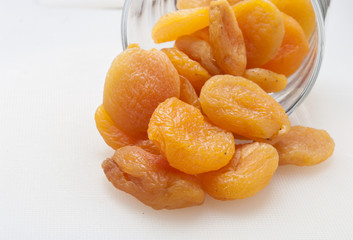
232 0 285 68
148 97 235 175
102 146 205 210
243 68 287 93
271 126 335 166
179 76 201 109
209 0 247 76
199 142 279 200
177 0 245 9
175 35 223 76
270 0 315 39
152 7 210 43
262 13 309 77
200 75 290 139
103 47 180 139
161 48 210 93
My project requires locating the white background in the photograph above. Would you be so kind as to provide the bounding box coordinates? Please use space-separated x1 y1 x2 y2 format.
1 0 353 239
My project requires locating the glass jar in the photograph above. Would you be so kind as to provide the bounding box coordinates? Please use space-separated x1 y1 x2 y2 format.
121 0 330 115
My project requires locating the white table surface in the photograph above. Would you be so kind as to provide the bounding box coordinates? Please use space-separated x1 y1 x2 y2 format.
1 0 353 239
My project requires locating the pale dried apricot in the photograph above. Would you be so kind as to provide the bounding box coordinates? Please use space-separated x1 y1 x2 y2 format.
161 48 210 93
270 0 315 39
233 0 285 68
179 76 201 109
177 0 211 9
209 0 247 76
271 126 335 166
102 146 205 210
103 47 180 139
177 0 244 9
148 97 235 175
175 36 223 75
243 68 287 93
152 7 209 43
199 142 279 200
262 13 309 77
199 75 291 139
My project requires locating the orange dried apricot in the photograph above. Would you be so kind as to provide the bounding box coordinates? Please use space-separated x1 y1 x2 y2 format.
262 13 309 77
270 0 315 39
152 7 209 43
209 0 247 76
95 105 160 154
148 97 235 175
161 47 210 93
271 126 335 166
199 142 279 200
175 35 223 75
95 104 136 149
179 76 201 109
243 68 287 93
199 75 291 139
103 47 180 139
233 0 285 68
102 146 205 210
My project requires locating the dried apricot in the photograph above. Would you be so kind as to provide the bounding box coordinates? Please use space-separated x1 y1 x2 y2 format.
102 146 205 210
233 0 285 68
152 7 210 43
179 76 201 109
199 75 290 139
177 0 243 9
262 13 309 77
175 36 223 75
243 68 287 93
103 47 180 139
161 48 210 93
95 104 136 149
95 105 160 154
271 126 335 166
209 0 247 76
270 0 315 39
148 97 235 175
199 142 279 200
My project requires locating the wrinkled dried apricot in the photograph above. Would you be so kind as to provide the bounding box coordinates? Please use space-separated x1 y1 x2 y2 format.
200 75 291 139
148 97 235 175
233 0 285 68
199 142 279 200
262 13 309 77
152 7 210 43
270 0 315 39
95 105 160 154
209 0 247 76
102 146 205 210
179 76 201 109
175 36 223 75
243 68 287 93
271 126 335 166
161 48 210 93
103 47 180 139
177 0 243 9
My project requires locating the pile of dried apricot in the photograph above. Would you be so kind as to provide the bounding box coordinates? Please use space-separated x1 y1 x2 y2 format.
95 0 334 210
